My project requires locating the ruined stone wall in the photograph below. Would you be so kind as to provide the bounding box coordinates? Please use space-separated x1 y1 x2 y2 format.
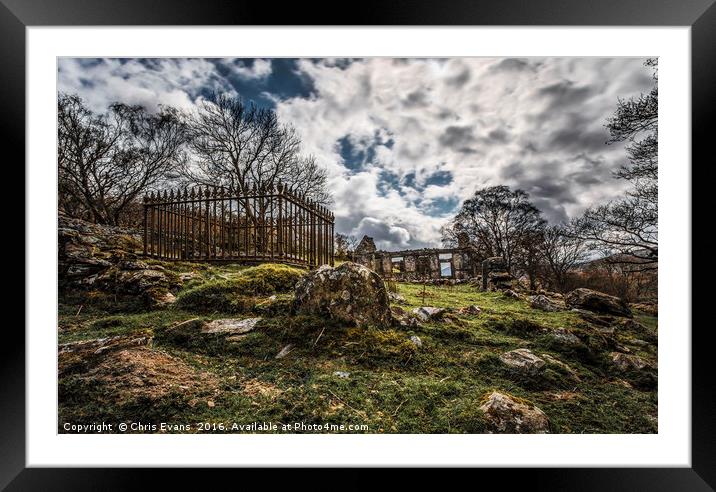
351 235 481 282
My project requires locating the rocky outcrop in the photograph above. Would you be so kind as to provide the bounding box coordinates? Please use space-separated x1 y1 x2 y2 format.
499 348 546 375
565 288 632 317
294 262 392 327
58 214 181 307
479 391 549 433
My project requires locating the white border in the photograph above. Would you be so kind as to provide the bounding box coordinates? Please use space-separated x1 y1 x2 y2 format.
27 27 691 467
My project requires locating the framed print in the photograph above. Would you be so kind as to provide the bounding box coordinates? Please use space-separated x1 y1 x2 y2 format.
5 0 714 488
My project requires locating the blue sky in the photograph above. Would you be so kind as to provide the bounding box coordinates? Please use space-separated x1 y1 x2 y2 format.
58 57 654 250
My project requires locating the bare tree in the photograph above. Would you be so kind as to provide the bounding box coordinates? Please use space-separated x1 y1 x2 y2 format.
184 93 330 203
444 185 545 272
58 93 186 225
540 224 590 292
334 233 358 260
514 228 545 291
573 59 658 270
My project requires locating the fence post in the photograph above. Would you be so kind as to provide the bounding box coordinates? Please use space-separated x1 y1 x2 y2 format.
277 183 284 258
205 186 211 259
309 199 315 268
143 194 149 257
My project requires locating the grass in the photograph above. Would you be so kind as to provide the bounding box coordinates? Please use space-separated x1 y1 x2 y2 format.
58 264 658 434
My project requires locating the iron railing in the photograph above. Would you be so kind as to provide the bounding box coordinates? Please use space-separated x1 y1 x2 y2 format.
143 184 334 268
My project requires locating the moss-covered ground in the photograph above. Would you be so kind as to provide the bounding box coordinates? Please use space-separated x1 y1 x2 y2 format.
58 262 657 434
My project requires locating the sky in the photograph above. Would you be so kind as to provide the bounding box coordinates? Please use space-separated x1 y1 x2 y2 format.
58 57 655 250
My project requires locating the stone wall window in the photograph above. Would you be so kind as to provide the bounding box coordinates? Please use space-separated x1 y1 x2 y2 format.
440 260 453 277
391 256 405 273
417 256 430 274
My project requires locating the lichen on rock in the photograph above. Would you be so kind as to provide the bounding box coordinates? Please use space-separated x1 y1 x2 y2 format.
294 262 392 327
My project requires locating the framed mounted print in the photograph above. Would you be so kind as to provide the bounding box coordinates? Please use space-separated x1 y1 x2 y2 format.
5 0 713 487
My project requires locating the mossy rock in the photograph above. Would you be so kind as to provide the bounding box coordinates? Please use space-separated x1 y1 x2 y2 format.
176 263 306 313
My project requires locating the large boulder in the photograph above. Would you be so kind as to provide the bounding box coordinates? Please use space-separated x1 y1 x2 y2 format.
565 288 632 317
479 391 550 433
294 262 392 327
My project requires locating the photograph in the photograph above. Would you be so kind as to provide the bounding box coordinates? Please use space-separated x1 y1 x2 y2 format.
56 56 658 435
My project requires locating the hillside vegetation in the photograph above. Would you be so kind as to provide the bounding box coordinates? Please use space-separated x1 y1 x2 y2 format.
59 260 657 434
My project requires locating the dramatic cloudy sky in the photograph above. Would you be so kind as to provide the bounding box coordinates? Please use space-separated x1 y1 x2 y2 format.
58 57 654 250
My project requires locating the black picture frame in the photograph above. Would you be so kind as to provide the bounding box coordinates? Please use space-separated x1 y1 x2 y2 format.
5 0 712 488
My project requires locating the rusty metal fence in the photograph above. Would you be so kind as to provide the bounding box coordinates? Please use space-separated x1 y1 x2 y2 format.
143 184 334 268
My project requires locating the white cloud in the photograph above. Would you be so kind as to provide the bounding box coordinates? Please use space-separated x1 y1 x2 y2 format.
226 58 273 80
58 56 655 250
58 58 236 112
275 57 653 246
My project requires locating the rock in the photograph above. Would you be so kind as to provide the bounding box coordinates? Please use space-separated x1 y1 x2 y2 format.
153 291 177 307
58 213 182 307
294 262 392 327
388 292 407 304
529 294 564 312
275 344 294 359
630 338 649 347
549 328 581 346
503 289 522 299
459 305 482 315
391 306 420 328
179 272 199 282
571 308 615 327
629 302 658 316
333 371 350 378
565 288 632 317
412 307 445 322
610 352 656 390
202 317 261 335
409 335 423 348
499 348 546 375
479 391 549 433
611 352 648 372
58 334 151 355
617 318 657 342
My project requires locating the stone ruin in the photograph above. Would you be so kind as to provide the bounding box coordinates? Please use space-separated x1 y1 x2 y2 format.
351 233 513 290
481 256 513 290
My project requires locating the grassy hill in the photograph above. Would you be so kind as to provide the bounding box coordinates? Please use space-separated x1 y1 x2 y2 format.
58 261 657 434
